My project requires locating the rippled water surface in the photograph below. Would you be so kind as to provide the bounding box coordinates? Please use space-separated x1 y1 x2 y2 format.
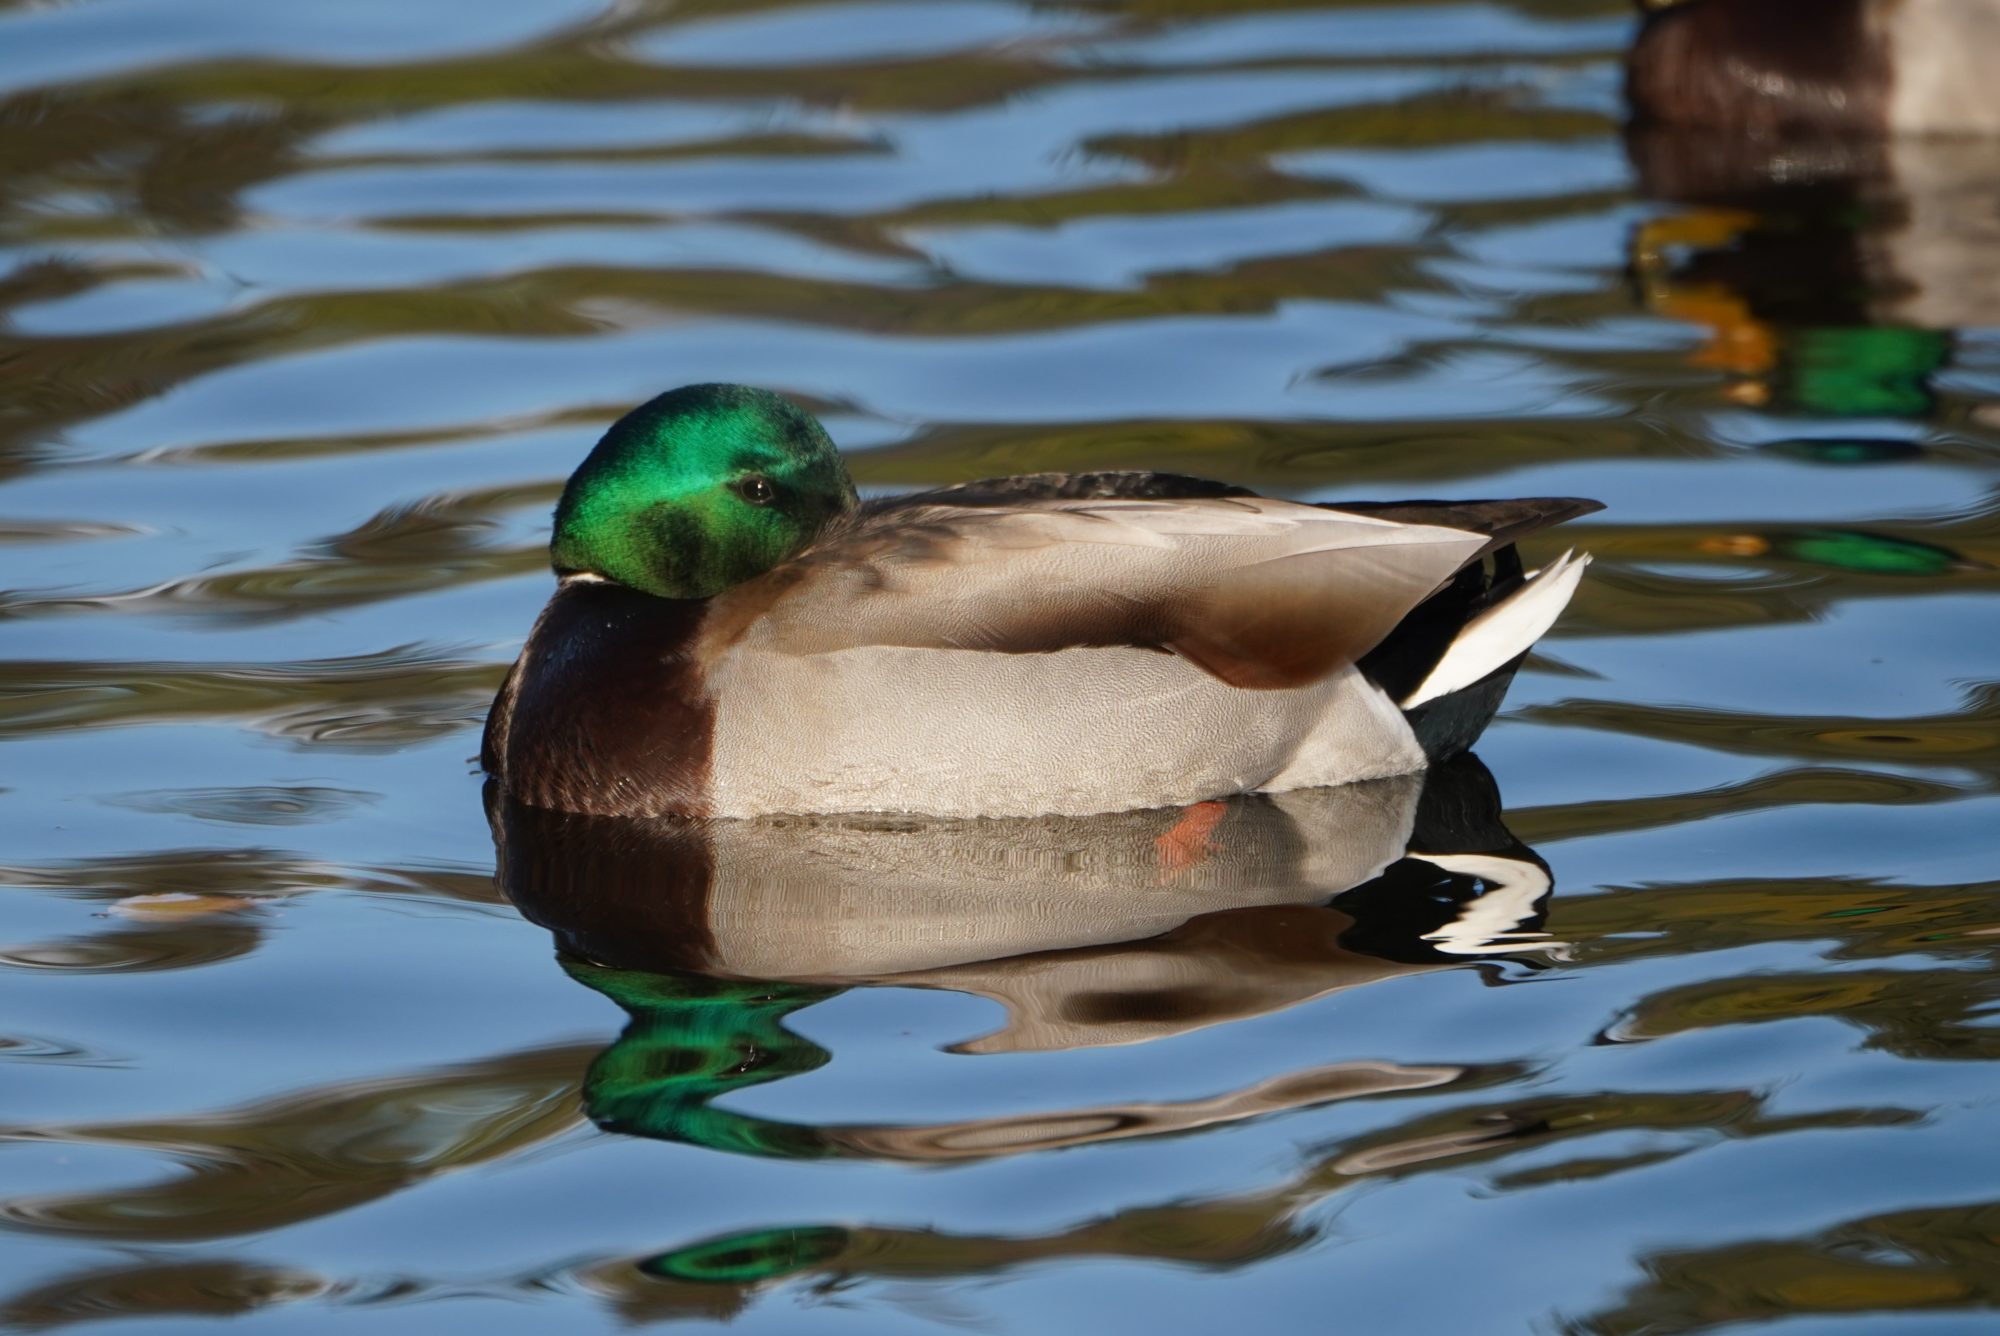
5 1 2000 1332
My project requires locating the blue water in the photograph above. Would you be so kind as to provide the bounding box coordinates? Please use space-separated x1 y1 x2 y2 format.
3 1 1999 1332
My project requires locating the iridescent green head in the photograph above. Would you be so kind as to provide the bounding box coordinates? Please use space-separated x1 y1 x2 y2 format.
551 384 858 599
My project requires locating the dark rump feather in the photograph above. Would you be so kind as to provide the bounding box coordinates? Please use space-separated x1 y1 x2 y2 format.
1323 497 1603 561
1341 497 1600 706
866 470 1256 511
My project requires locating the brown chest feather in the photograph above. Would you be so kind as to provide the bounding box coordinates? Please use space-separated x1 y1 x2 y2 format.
1627 0 1891 136
484 582 716 817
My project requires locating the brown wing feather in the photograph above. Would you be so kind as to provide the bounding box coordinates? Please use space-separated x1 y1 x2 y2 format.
1171 539 1487 689
704 495 1489 691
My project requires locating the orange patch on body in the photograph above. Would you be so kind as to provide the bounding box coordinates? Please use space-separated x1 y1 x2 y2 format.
1631 210 1779 380
1155 801 1228 881
1698 534 1773 558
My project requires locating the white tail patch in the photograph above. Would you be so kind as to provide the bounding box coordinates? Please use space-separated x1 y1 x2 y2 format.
1408 853 1563 957
1401 550 1588 709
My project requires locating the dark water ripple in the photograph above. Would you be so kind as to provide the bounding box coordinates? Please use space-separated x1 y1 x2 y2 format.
3 0 1999 1331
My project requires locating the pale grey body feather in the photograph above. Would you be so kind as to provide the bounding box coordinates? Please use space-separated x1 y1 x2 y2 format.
709 642 1426 818
1885 0 2000 134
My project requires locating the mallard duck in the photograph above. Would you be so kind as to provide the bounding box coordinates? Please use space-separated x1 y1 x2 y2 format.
483 384 1599 819
1627 0 2000 137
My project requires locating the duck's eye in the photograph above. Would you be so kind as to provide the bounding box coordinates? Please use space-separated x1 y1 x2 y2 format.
735 475 777 506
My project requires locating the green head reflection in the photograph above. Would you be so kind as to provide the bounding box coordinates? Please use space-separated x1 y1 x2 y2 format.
1759 438 1925 466
1786 327 1951 418
1701 528 1975 577
565 958 841 1160
639 1225 853 1285
1781 529 1970 577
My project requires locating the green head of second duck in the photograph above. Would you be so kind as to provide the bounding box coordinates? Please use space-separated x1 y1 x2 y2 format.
550 383 858 599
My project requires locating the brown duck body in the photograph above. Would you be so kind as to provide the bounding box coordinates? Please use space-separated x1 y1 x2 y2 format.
1626 0 2000 137
484 471 1597 820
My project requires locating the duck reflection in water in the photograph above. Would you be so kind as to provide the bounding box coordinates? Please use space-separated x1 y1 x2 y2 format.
490 753 1557 1167
1624 135 1997 430
1622 2 2000 585
1626 0 2000 436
